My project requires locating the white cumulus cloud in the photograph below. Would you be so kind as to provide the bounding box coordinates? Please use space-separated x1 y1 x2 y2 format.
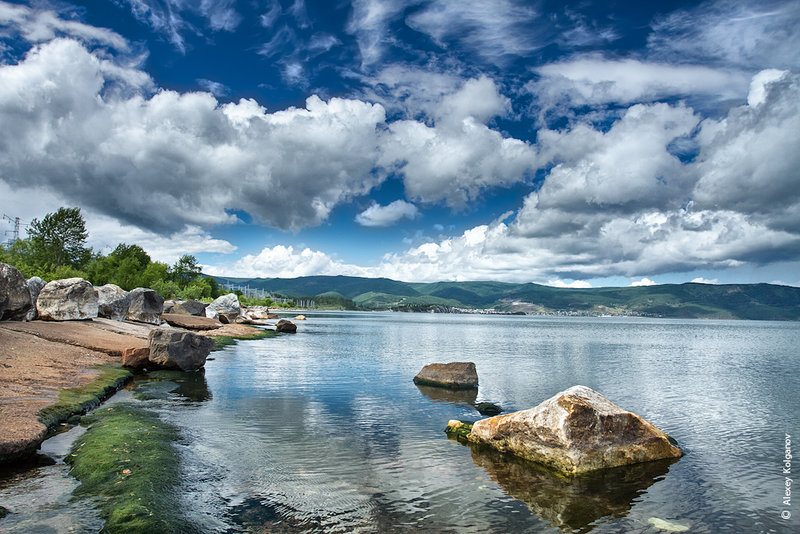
630 278 658 287
356 200 419 227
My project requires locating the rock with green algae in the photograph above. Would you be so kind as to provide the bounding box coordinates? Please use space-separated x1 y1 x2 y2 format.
445 420 474 441
465 385 682 476
474 402 502 415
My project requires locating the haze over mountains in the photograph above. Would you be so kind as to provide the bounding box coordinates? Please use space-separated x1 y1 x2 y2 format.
214 275 800 320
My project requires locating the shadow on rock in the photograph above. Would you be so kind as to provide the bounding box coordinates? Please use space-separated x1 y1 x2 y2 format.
415 384 477 405
463 441 677 533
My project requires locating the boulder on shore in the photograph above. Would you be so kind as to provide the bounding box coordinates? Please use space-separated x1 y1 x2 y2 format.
127 287 164 325
122 346 150 368
463 385 682 476
95 284 130 321
0 263 32 321
24 276 46 321
147 327 214 371
243 306 271 320
36 278 98 321
275 319 297 333
206 293 241 324
171 299 207 317
413 362 478 390
161 313 223 330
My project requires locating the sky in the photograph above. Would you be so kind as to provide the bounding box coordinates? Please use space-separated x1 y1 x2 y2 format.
0 0 798 287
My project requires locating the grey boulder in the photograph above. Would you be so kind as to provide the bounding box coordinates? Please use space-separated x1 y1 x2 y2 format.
171 299 207 317
206 293 241 324
127 287 164 324
24 276 46 321
95 284 130 321
0 263 32 321
36 278 98 321
147 327 214 371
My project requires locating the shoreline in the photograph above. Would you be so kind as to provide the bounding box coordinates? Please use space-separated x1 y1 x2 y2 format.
0 318 269 466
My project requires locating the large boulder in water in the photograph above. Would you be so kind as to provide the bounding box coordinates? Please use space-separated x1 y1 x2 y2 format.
147 327 214 371
95 284 130 321
0 263 32 321
275 319 297 333
171 299 207 317
463 385 682 476
205 293 241 324
24 276 45 321
36 278 98 321
127 288 164 325
413 362 478 390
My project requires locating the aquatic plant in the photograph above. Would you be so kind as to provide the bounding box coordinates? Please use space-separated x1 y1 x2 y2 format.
67 404 197 533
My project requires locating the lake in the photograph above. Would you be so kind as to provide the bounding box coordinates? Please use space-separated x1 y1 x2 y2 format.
1 313 798 533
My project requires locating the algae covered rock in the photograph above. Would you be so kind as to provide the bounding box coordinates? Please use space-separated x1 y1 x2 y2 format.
127 287 164 324
0 263 32 320
148 327 214 371
36 278 98 321
413 362 478 389
466 385 682 475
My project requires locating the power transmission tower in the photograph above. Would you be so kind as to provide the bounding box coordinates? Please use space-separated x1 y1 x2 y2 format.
2 214 22 245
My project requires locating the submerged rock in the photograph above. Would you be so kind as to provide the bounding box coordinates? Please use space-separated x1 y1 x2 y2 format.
413 362 478 390
206 293 241 324
648 518 690 532
466 385 682 475
0 263 32 321
147 328 214 371
95 284 130 321
275 319 297 333
36 278 98 321
474 402 502 416
127 288 164 325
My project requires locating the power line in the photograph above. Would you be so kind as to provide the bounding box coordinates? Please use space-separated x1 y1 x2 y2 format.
2 213 28 246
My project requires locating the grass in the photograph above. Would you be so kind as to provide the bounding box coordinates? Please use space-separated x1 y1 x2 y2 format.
67 404 197 534
38 365 133 432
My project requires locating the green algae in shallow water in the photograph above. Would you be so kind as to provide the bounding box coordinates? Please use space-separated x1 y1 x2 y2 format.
67 404 199 534
211 329 275 351
445 420 474 442
37 365 133 432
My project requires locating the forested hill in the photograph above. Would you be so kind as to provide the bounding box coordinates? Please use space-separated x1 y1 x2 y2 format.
212 275 800 320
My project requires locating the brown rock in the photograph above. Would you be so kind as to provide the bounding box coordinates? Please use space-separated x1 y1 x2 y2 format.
413 362 478 389
275 319 297 333
161 313 222 330
294 315 306 320
122 347 150 368
467 385 682 475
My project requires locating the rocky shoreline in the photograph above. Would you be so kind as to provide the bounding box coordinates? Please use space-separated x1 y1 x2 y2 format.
0 262 281 465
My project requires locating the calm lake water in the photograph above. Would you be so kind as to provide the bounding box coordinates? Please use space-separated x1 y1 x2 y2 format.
2 313 799 533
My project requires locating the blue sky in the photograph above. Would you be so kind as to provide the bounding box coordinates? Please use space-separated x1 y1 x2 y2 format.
0 0 798 287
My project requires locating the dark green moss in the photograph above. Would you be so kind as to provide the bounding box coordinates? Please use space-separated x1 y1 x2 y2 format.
474 402 502 416
445 420 474 442
210 329 275 351
38 365 133 432
67 404 198 534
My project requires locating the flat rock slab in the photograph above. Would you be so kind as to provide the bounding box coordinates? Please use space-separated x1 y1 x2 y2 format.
2 320 148 357
413 362 478 389
199 323 265 338
162 313 223 330
466 385 682 475
0 326 114 463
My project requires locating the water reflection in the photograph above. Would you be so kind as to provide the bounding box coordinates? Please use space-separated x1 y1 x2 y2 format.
464 443 676 533
133 370 212 403
415 384 478 405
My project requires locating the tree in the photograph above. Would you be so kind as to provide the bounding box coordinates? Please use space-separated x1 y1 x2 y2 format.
27 207 89 268
171 254 202 289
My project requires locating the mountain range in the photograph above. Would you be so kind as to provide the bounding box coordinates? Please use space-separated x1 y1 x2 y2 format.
212 275 800 321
